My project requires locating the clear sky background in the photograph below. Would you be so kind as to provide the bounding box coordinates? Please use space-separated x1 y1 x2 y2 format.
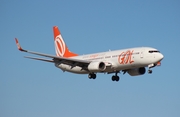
0 0 180 117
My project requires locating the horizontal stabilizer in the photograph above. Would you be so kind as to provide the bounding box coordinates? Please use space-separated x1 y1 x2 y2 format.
24 56 54 63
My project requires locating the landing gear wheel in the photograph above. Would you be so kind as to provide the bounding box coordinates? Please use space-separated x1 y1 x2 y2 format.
116 76 119 81
88 73 96 79
92 74 96 79
148 70 152 74
111 76 120 82
88 74 92 79
112 76 116 81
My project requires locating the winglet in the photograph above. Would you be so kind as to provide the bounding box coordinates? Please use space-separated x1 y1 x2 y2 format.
15 38 26 52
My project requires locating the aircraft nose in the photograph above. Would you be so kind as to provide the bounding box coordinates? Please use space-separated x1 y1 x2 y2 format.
159 53 164 61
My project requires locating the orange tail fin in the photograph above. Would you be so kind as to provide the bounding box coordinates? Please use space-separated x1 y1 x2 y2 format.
53 26 78 57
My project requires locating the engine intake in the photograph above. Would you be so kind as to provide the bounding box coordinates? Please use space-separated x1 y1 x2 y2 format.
127 67 146 76
88 61 106 72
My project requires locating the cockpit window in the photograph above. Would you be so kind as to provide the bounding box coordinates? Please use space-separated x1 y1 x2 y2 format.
149 50 160 53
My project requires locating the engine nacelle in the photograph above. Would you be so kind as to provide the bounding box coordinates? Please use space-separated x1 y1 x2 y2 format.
127 67 146 76
88 61 106 72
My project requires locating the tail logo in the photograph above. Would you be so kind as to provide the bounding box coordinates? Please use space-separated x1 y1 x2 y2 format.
54 35 66 57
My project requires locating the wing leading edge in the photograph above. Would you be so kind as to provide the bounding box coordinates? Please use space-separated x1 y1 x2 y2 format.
15 38 90 67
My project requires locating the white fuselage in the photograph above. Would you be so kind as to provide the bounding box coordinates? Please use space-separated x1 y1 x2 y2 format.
55 47 164 74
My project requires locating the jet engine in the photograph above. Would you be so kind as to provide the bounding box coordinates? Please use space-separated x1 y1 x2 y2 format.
127 67 146 76
88 61 106 72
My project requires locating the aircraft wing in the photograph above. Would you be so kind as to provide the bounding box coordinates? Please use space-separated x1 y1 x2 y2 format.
15 38 90 67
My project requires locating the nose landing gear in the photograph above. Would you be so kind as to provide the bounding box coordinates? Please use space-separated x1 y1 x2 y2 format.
148 69 152 74
148 63 155 74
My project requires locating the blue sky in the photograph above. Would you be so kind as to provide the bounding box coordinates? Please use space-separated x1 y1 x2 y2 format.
0 0 180 117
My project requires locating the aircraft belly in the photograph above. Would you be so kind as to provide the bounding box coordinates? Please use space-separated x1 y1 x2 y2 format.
55 63 89 74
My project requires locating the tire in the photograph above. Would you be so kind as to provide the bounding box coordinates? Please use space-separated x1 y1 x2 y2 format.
112 76 116 81
88 74 92 79
92 74 96 79
116 76 120 81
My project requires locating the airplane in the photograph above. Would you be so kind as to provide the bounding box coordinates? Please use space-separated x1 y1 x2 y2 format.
15 26 164 82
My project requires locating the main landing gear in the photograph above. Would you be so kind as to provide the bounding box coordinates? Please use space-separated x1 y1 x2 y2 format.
88 73 96 79
111 72 120 82
88 72 120 82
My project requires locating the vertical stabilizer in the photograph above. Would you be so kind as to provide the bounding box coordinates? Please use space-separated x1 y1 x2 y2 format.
53 26 78 57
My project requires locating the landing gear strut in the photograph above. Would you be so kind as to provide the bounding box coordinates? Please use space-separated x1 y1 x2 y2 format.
111 72 120 82
148 63 155 74
88 73 96 79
